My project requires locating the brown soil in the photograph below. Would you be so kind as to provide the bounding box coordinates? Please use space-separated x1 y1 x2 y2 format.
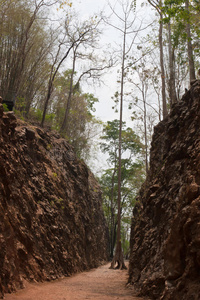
4 263 145 300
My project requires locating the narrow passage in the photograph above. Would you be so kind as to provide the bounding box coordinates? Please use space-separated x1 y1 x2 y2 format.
4 263 145 300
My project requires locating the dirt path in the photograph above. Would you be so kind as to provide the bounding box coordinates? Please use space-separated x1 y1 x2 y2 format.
4 263 145 300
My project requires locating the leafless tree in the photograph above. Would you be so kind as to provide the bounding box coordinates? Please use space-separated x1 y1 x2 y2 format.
59 16 113 132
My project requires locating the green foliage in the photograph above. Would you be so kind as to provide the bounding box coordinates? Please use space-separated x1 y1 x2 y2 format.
50 197 64 209
121 219 131 258
46 144 52 150
0 1 104 163
0 0 51 116
99 119 145 257
50 70 101 160
14 97 26 116
28 108 55 126
34 109 43 121
52 172 58 179
100 119 143 164
84 93 99 115
162 0 200 68
45 113 55 124
2 103 9 112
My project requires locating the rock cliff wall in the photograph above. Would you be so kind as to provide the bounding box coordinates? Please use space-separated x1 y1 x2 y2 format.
0 104 109 298
129 80 200 299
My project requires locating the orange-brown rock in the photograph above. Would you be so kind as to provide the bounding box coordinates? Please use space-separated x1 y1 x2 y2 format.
0 110 109 298
129 81 200 299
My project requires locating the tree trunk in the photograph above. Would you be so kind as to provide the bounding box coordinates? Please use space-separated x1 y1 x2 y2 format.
147 0 167 118
110 221 117 259
110 26 127 270
110 167 116 258
41 79 53 127
60 48 76 133
41 43 74 127
185 0 196 82
142 89 148 174
168 21 177 107
8 2 42 98
159 6 168 119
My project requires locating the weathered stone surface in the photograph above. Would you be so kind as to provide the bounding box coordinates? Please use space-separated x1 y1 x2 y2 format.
0 108 109 298
129 81 200 299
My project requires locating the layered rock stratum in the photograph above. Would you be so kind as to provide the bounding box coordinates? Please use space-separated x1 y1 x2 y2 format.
0 105 109 298
129 80 200 300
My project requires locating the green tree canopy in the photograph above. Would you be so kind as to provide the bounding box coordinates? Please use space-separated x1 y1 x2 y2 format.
99 119 144 258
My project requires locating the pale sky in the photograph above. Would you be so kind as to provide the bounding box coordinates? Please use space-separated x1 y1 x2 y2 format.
73 0 107 16
54 0 155 173
68 0 152 123
72 0 120 123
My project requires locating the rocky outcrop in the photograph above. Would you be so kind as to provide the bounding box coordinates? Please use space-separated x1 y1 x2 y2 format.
0 105 109 298
129 80 200 299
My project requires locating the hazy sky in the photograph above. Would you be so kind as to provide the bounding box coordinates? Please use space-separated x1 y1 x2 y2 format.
59 0 154 172
72 0 120 123
67 0 151 124
54 0 154 172
72 0 108 18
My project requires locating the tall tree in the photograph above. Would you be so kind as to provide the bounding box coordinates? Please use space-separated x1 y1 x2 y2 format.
104 0 143 269
49 70 100 159
128 53 161 173
40 27 74 127
167 19 177 106
100 120 144 258
148 0 168 118
185 0 196 81
41 12 112 129
0 0 61 101
0 0 62 114
59 15 112 133
163 0 199 84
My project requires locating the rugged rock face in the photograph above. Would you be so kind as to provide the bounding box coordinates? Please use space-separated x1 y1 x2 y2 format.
0 105 109 298
129 80 200 299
